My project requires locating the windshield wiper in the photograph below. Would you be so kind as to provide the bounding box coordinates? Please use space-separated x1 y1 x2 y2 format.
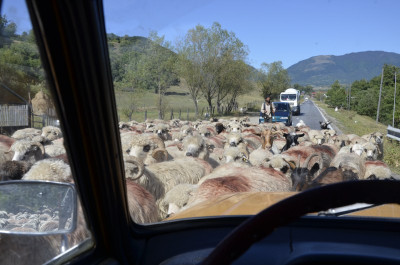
317 203 380 217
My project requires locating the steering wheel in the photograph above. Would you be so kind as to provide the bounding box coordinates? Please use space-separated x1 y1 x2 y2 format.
201 180 400 265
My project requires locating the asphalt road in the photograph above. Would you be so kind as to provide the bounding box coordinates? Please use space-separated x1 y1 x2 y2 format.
250 99 328 130
292 99 328 130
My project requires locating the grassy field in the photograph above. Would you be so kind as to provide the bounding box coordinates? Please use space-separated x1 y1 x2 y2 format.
314 100 400 174
115 84 263 122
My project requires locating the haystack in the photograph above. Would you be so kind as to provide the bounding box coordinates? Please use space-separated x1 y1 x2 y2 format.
31 91 54 115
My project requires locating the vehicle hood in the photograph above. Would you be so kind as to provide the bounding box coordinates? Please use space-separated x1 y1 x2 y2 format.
165 191 400 221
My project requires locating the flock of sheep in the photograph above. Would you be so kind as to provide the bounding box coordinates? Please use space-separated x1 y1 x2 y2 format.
0 116 396 263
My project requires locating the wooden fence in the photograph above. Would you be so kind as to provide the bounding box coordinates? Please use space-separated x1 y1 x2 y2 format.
0 105 29 127
0 104 58 132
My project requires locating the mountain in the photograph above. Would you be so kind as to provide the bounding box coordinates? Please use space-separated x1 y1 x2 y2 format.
287 51 400 87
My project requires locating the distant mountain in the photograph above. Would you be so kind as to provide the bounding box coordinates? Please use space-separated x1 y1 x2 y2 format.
287 51 400 87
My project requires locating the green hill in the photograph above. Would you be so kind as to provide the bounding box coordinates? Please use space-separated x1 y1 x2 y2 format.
288 51 400 87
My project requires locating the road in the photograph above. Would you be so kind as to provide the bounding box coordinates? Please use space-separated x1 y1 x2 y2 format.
249 100 329 130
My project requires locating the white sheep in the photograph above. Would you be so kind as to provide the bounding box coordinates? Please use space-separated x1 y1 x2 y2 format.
124 156 213 201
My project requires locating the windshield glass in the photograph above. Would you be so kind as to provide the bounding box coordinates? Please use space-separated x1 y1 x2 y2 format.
101 0 400 223
280 94 297 101
274 103 290 112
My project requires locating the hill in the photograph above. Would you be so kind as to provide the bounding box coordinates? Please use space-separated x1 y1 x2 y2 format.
287 51 400 87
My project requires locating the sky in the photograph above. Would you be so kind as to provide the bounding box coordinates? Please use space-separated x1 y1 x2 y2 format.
2 0 400 69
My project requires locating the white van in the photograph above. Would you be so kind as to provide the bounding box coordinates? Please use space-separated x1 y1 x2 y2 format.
280 88 301 115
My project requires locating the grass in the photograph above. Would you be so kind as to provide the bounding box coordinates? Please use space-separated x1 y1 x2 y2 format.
115 84 263 122
314 100 400 175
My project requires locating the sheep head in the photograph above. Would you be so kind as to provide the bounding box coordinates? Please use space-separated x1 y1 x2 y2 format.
181 135 214 160
41 126 63 141
288 153 320 192
126 135 166 165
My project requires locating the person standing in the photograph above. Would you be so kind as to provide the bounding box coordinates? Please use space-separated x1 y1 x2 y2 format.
260 96 275 122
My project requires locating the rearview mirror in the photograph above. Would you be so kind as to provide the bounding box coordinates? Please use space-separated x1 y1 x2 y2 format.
0 181 77 235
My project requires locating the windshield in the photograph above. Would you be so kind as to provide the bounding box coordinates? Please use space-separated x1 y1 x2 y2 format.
101 0 400 223
274 103 290 112
280 94 297 101
1 0 399 235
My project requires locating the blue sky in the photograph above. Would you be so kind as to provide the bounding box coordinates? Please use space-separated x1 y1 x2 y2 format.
2 0 400 69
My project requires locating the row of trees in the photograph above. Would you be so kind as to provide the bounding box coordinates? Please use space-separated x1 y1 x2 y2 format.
324 64 399 127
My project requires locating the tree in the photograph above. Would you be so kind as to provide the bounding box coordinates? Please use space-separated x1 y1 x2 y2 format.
325 80 346 108
293 83 314 94
177 22 249 114
140 31 178 119
258 61 290 100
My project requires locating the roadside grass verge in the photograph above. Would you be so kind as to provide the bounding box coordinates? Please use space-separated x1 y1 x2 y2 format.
314 101 400 174
115 85 262 122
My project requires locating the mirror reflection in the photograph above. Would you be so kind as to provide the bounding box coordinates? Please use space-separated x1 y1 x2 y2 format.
0 181 76 234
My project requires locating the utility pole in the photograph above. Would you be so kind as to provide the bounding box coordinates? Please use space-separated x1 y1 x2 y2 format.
393 71 397 127
376 68 384 123
349 85 351 111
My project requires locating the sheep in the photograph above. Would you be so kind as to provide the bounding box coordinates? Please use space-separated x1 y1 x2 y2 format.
44 143 67 157
0 161 32 181
215 122 226 134
188 166 290 209
0 145 13 164
329 134 350 148
300 166 359 191
125 134 168 165
152 123 172 141
362 132 384 160
182 134 212 160
40 126 63 141
362 142 379 161
295 120 306 127
226 122 241 133
11 128 41 140
281 144 338 177
319 120 331 129
125 179 160 223
287 153 323 191
0 135 15 150
329 152 366 180
10 140 45 162
242 133 262 151
221 144 250 164
22 158 72 183
159 183 198 217
249 148 274 167
308 130 325 145
280 132 305 152
363 160 392 180
124 156 213 201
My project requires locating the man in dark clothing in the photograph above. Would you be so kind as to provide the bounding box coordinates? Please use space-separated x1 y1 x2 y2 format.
260 96 275 122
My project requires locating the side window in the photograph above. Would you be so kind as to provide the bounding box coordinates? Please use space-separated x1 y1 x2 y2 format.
0 1 92 264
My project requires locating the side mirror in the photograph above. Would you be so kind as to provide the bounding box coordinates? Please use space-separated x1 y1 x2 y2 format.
0 181 77 235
